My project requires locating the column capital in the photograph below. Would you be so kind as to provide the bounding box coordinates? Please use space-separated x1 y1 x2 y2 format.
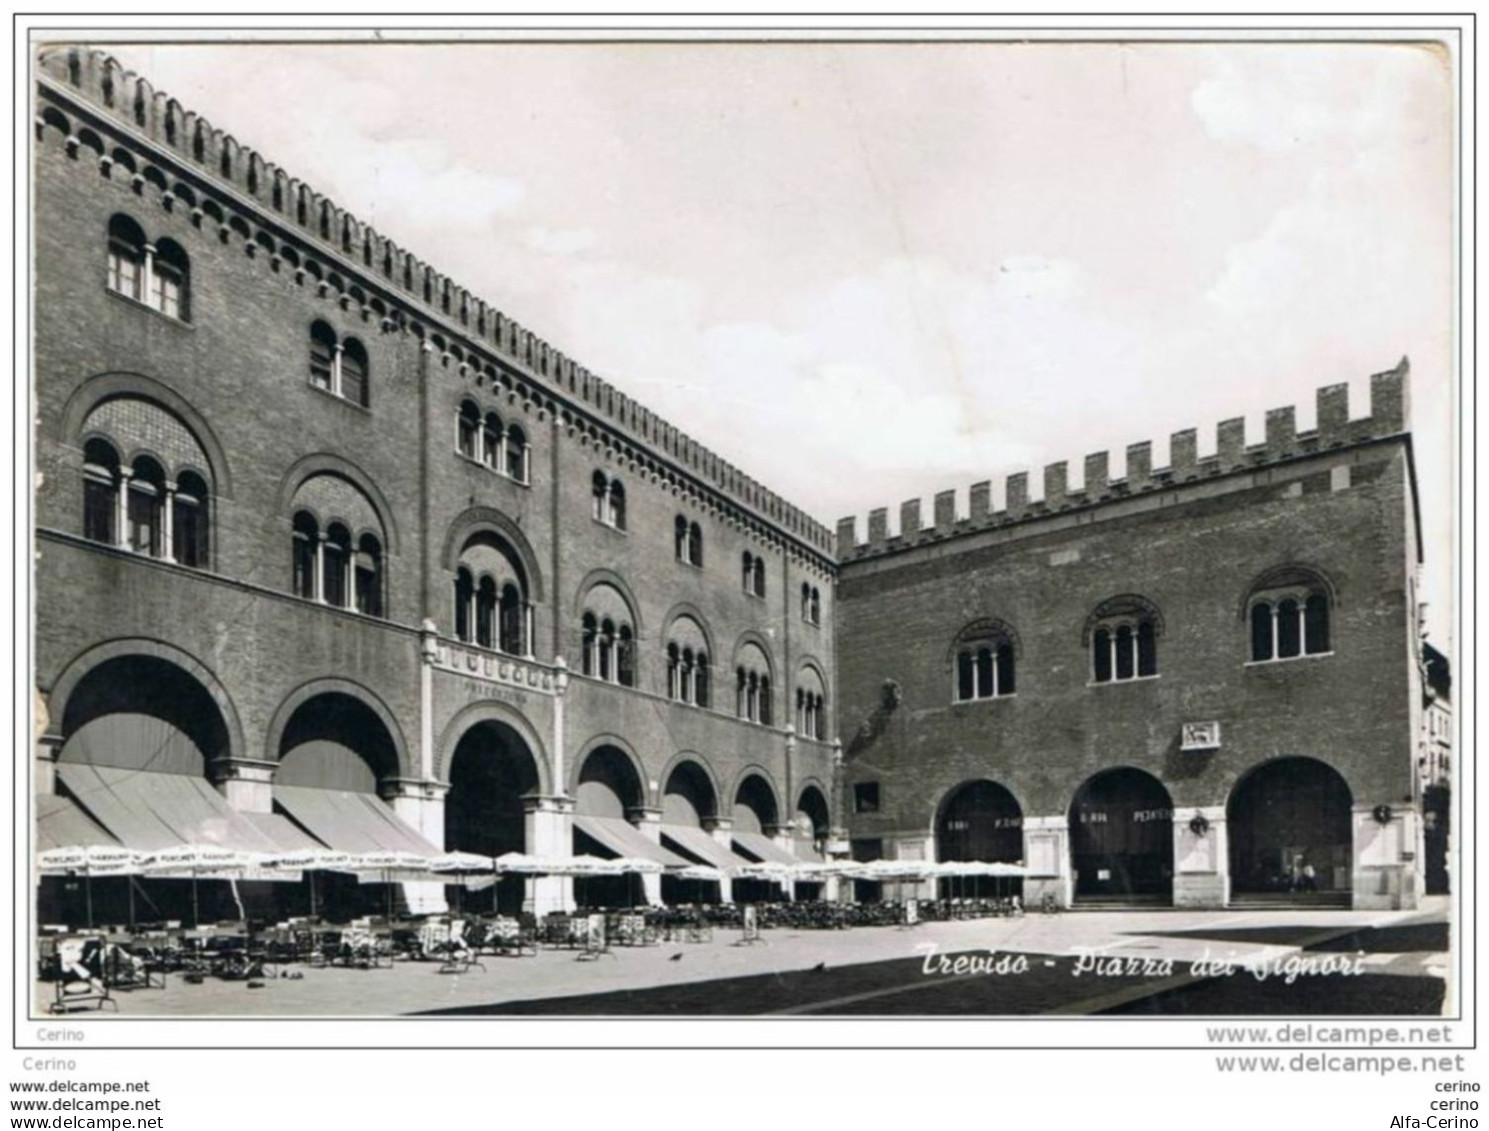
522 793 575 815
379 776 450 803
701 816 733 834
626 806 663 824
206 756 278 786
764 821 796 838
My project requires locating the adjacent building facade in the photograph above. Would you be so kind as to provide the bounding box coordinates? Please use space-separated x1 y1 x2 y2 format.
32 48 1432 917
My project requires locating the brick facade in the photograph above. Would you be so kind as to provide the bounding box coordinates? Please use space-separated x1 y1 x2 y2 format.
32 49 1426 913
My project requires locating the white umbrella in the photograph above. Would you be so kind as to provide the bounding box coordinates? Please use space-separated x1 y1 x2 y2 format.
429 851 496 874
38 846 146 929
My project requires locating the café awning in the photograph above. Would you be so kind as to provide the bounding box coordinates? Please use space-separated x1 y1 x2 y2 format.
36 794 119 851
572 814 690 869
731 830 800 868
242 810 327 853
56 763 283 855
660 824 740 872
274 785 439 858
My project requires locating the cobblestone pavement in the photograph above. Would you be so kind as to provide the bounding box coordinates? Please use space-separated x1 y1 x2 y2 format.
37 899 1450 1018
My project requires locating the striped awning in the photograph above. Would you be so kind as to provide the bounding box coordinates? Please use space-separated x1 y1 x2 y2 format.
731 830 800 867
660 824 741 872
274 785 439 857
573 814 690 869
36 794 119 851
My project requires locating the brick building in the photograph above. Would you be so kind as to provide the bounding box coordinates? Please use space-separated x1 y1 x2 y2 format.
31 49 1429 917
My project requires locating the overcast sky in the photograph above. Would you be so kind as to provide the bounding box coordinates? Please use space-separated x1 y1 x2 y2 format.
99 39 1456 645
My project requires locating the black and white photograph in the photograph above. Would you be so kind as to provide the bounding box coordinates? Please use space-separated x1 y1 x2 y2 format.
14 15 1471 1110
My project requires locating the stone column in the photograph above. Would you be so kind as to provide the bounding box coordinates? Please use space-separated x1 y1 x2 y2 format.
35 732 64 796
524 795 575 914
825 826 851 903
1022 815 1071 909
115 468 132 548
208 757 277 814
702 816 735 904
767 820 798 902
627 805 665 907
381 778 449 914
1172 805 1228 909
161 481 176 562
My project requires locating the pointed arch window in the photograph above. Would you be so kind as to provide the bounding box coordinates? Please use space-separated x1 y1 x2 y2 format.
457 400 480 459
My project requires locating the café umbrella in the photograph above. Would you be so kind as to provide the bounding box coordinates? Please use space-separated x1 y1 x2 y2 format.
38 846 145 929
141 846 259 928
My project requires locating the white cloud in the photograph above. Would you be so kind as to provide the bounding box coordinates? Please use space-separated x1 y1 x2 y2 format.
522 226 599 256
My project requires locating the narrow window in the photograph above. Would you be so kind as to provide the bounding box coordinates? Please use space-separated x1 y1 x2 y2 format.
675 516 689 562
340 338 369 407
292 512 318 599
753 557 766 598
1250 602 1273 661
107 215 145 301
309 322 337 391
1094 627 1113 682
174 470 210 569
608 481 627 531
592 472 608 522
127 457 165 556
82 438 120 545
457 401 480 459
482 414 503 470
667 642 680 699
996 643 1016 695
1277 598 1302 658
583 613 599 676
505 425 528 482
354 534 382 617
696 653 710 708
476 576 497 648
957 650 975 701
1115 625 1135 680
975 647 994 699
151 240 190 320
1137 620 1157 676
499 583 523 654
689 523 703 568
598 618 616 681
454 568 474 641
1304 593 1330 654
322 524 351 608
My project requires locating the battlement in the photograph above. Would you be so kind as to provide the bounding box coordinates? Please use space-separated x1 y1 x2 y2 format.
835 362 1412 561
34 47 835 558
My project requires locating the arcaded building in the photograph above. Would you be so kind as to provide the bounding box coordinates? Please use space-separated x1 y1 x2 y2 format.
835 369 1427 911
33 49 838 918
32 48 1429 916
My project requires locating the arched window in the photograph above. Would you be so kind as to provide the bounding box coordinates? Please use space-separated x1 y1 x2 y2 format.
742 551 760 596
666 642 681 699
796 669 827 740
688 522 703 567
173 470 210 569
617 624 635 688
810 587 821 625
453 567 474 642
309 321 337 392
292 511 318 599
608 480 627 531
322 523 351 608
499 583 524 655
505 424 528 483
151 239 190 321
125 456 166 556
735 642 774 724
952 620 1018 701
340 338 369 407
1087 596 1162 683
476 576 498 648
592 471 609 522
482 413 503 470
1247 568 1333 663
106 214 145 301
801 582 811 620
597 618 616 681
457 400 480 459
354 533 382 616
582 613 599 677
675 516 689 562
82 438 120 545
695 650 711 707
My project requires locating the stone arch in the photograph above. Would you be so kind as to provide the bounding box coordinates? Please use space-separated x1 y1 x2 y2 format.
573 567 644 637
569 733 648 804
58 372 233 497
729 764 784 830
276 453 401 556
263 676 413 781
731 630 777 681
928 776 1029 837
433 699 551 790
1237 562 1339 619
1227 755 1354 897
795 779 832 834
441 505 545 602
661 602 717 659
946 616 1022 665
657 752 723 816
44 637 245 761
1068 765 1174 902
1082 594 1164 646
